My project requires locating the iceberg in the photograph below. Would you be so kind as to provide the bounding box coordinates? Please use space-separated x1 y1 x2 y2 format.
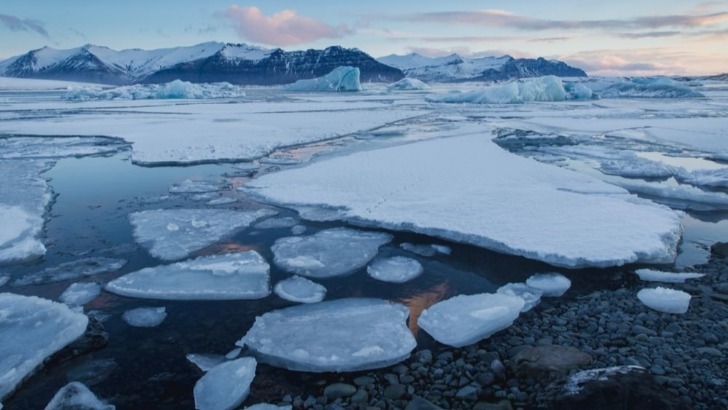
194 357 257 410
122 307 167 327
129 208 276 261
239 298 416 372
367 256 423 283
44 382 114 410
634 268 704 283
427 76 588 104
496 283 543 312
526 273 571 297
418 293 524 347
387 78 430 91
271 228 391 278
0 293 88 401
599 77 704 98
273 276 326 304
64 80 246 101
186 354 225 372
285 67 361 92
59 282 102 307
13 257 127 287
637 287 691 314
106 251 270 300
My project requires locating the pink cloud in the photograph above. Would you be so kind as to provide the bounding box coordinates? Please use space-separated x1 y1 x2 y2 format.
224 6 353 46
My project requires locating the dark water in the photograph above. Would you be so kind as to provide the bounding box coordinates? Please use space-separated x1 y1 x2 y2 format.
1 149 701 409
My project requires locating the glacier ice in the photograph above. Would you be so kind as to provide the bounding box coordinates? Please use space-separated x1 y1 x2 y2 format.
13 257 127 287
64 80 246 101
417 293 524 347
285 66 361 92
273 276 326 304
239 298 416 372
367 256 423 283
129 208 276 261
122 307 167 327
194 357 257 410
59 282 102 307
599 77 704 99
637 287 690 314
271 228 391 278
254 217 299 230
496 283 543 312
186 353 225 372
634 268 704 283
526 273 571 297
427 76 588 104
106 251 270 300
44 382 114 410
0 293 88 401
386 78 430 91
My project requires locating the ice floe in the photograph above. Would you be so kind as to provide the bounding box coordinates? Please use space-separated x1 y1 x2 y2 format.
271 228 391 278
106 251 270 300
273 276 326 304
246 128 682 268
129 208 276 260
387 78 430 91
526 273 571 297
239 298 416 372
13 257 127 287
676 168 728 189
0 276 8 287
290 225 307 235
599 77 704 99
194 357 257 410
186 354 225 372
637 287 691 314
634 268 705 283
44 382 114 410
0 293 88 401
427 76 588 104
59 282 102 307
254 217 299 230
169 178 227 194
418 293 524 347
285 67 361 92
496 283 543 312
122 307 167 327
367 257 423 283
64 80 247 101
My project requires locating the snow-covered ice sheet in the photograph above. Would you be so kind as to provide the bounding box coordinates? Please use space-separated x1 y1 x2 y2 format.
273 276 326 304
496 283 543 312
13 257 127 287
526 273 571 297
44 382 114 410
271 228 391 278
129 208 276 261
122 307 167 327
418 293 524 347
194 357 256 410
634 268 704 283
367 256 423 283
0 293 88 401
106 252 270 300
246 127 683 268
637 287 690 314
285 67 361 92
239 298 416 372
59 282 102 307
64 80 246 101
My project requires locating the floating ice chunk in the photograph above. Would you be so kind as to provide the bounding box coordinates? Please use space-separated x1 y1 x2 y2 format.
599 77 704 98
428 76 572 104
526 273 571 297
122 307 167 327
64 80 246 101
0 293 88 401
274 276 326 304
0 276 8 287
676 168 728 189
186 354 225 372
290 225 306 235
60 282 102 307
207 197 237 206
285 67 361 92
245 404 292 410
272 228 391 278
254 217 299 230
497 283 543 312
169 178 227 194
634 268 705 283
225 347 242 360
367 257 423 283
564 82 594 100
13 257 127 287
637 287 691 313
106 251 270 300
129 208 276 261
400 243 449 257
239 298 416 372
193 357 257 410
609 177 728 211
387 78 430 91
431 245 452 255
44 382 114 410
565 365 645 395
418 293 524 347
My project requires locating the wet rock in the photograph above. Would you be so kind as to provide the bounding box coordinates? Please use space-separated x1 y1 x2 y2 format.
512 345 592 381
323 383 356 399
473 400 513 410
405 395 443 410
51 317 109 365
353 376 375 387
455 385 478 400
711 242 728 258
383 384 407 400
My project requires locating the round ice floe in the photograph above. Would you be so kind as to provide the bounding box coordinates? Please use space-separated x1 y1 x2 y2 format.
526 273 571 297
496 283 543 312
367 256 423 283
634 269 704 283
418 293 524 348
122 307 167 327
637 287 691 314
274 276 326 303
239 298 416 372
194 357 257 410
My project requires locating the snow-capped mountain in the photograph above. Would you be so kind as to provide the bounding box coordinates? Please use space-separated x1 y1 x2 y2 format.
378 53 586 82
0 43 404 85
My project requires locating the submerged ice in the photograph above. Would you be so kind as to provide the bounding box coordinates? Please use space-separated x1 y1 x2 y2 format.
13 257 127 287
59 282 102 307
122 307 167 327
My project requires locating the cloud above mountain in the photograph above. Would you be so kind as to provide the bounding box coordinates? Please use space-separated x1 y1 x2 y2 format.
0 13 49 39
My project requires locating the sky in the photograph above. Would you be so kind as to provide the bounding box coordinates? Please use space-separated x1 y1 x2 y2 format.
1 0 726 76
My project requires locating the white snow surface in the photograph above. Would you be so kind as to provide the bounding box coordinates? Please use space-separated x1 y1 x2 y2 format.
106 252 270 300
0 76 109 90
427 76 587 104
194 357 257 410
273 276 326 304
44 382 114 410
526 273 572 297
246 127 683 268
129 208 276 261
239 298 416 372
417 293 525 348
186 353 225 372
367 257 423 283
285 67 361 92
271 228 392 278
496 283 543 312
637 287 691 314
634 269 705 283
122 307 167 327
59 282 102 307
64 80 246 101
0 293 88 401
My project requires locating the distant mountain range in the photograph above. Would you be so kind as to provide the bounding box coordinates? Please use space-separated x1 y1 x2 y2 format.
0 42 588 85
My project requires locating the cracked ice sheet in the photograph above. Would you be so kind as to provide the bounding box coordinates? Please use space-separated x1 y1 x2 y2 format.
246 124 682 269
0 99 422 165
